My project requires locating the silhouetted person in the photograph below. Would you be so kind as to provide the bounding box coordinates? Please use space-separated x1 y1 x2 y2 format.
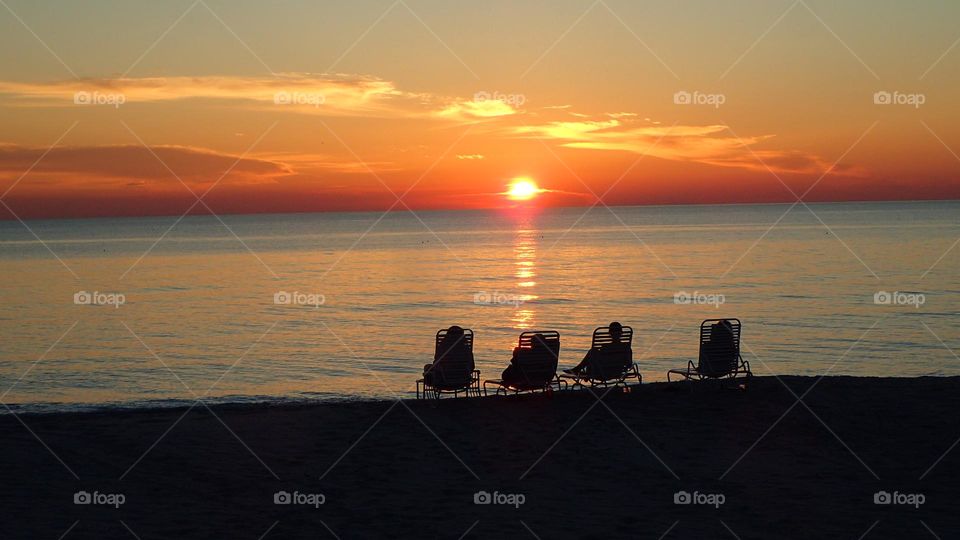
701 319 735 372
423 325 473 385
501 332 553 387
564 321 631 376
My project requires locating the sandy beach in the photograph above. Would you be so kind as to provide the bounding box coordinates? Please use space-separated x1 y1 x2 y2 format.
1 376 957 539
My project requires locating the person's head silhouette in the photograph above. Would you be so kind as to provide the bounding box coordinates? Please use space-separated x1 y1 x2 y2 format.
440 325 466 350
609 321 623 343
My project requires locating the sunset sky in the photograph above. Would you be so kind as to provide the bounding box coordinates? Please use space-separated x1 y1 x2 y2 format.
1 0 959 219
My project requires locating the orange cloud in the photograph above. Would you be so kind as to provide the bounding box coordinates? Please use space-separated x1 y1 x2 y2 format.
0 75 523 121
513 117 857 176
0 143 290 183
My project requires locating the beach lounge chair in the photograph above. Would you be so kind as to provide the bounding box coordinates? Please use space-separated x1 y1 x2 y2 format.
562 325 641 389
667 318 751 387
416 327 480 399
483 331 565 396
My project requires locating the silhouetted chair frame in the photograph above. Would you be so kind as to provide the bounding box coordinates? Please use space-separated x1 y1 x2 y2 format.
667 319 751 387
416 328 480 399
562 325 642 389
483 331 566 396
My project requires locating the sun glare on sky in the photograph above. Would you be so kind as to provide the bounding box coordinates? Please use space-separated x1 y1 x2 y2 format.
506 178 540 201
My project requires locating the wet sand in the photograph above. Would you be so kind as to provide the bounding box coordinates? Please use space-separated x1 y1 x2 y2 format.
1 376 958 539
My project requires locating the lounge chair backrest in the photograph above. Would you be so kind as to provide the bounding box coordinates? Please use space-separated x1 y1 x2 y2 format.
513 331 561 388
588 325 634 381
697 319 741 377
432 328 474 388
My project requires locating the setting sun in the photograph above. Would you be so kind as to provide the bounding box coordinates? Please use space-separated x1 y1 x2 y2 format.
506 178 540 201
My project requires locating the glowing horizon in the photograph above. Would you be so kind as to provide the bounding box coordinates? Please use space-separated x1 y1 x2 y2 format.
1 0 959 220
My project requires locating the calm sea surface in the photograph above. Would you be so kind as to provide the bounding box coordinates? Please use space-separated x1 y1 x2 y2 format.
0 202 957 412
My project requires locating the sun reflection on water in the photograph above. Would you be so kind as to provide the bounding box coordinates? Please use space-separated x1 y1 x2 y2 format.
512 226 539 329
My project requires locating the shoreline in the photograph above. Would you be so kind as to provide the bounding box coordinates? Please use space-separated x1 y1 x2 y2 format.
0 374 949 417
2 375 959 538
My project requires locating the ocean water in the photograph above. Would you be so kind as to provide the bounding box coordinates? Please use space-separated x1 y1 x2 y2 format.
0 201 957 412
